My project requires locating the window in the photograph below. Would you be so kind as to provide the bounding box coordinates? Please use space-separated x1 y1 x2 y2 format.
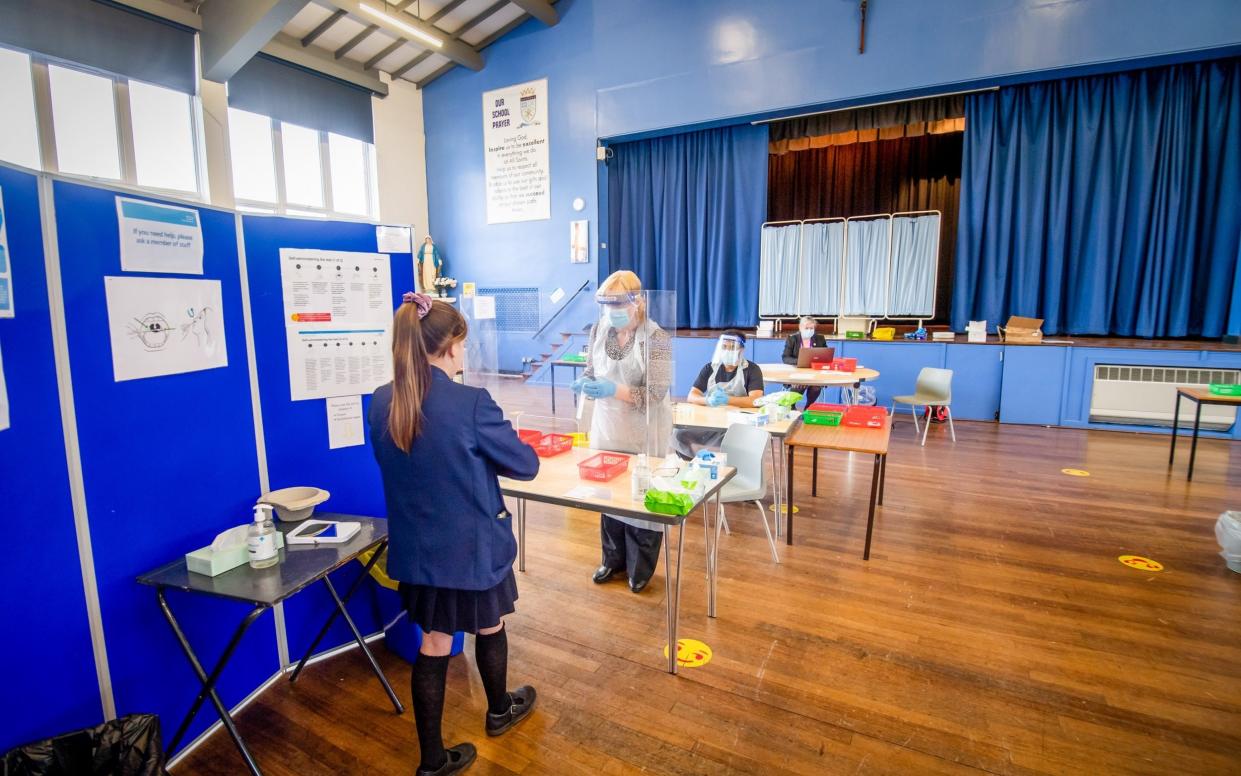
0 47 41 169
129 80 198 193
280 122 324 208
328 133 370 217
228 108 278 203
48 64 121 180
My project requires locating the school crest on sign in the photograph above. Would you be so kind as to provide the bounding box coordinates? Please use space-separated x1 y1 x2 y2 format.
520 87 538 125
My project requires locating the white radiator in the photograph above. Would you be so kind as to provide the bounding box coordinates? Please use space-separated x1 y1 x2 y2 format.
1089 364 1238 430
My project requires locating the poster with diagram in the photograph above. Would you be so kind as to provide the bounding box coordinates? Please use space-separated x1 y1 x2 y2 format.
279 248 393 401
104 276 228 382
0 185 14 318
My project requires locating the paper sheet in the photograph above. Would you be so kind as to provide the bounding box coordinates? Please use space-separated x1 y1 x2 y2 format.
473 296 496 320
280 248 393 401
0 341 9 432
0 185 13 318
375 225 412 254
116 196 203 275
326 395 364 449
549 287 564 304
104 276 227 381
564 485 611 500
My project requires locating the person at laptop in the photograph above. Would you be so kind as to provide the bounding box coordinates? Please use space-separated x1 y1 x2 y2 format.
782 316 828 406
370 292 539 776
673 330 764 458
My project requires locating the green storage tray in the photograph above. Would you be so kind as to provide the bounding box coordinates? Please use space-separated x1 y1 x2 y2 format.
803 411 842 426
1208 383 1241 396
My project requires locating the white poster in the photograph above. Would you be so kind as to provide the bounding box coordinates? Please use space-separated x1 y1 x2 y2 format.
280 248 393 401
116 196 204 275
0 185 13 319
326 395 365 449
0 340 9 432
570 219 589 263
104 276 227 381
482 78 550 224
376 225 412 254
473 296 496 320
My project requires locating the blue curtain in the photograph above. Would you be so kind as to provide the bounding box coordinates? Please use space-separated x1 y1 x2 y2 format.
890 214 939 317
608 124 769 328
842 217 890 315
799 221 844 315
953 57 1241 337
759 223 800 315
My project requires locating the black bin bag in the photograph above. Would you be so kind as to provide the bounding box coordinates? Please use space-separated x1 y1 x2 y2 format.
3 714 167 776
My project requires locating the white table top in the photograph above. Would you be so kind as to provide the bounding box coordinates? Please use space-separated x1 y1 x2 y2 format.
671 402 797 437
756 363 881 386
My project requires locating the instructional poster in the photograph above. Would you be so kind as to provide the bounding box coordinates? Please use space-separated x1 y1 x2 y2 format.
326 395 364 449
116 196 204 275
280 248 393 401
104 276 228 381
482 78 549 224
0 185 13 318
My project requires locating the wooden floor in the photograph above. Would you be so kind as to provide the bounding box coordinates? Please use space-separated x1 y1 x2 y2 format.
178 390 1241 775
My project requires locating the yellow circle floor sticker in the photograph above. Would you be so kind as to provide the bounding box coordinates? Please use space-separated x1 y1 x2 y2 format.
775 505 800 514
1118 555 1164 572
663 638 712 668
1062 468 1091 477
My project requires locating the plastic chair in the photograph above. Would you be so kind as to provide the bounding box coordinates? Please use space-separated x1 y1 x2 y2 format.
718 424 780 563
892 367 955 446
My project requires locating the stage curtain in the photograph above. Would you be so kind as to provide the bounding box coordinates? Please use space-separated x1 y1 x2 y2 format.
607 124 769 328
953 57 1241 337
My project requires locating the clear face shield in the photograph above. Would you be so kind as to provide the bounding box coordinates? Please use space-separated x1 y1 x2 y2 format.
594 289 642 336
711 333 746 370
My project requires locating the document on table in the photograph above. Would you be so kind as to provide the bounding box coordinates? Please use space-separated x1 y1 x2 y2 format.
280 248 393 401
326 395 364 449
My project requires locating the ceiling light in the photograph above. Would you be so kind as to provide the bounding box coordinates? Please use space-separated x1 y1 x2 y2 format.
359 3 444 48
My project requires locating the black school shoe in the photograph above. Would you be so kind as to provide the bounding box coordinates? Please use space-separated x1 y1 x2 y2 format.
486 686 537 736
416 743 476 776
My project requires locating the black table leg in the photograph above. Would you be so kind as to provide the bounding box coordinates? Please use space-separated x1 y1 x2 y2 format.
811 448 819 497
158 589 266 775
878 453 886 505
786 445 795 546
323 577 404 714
863 454 881 561
290 542 387 682
1169 392 1181 466
550 363 556 414
1188 402 1203 482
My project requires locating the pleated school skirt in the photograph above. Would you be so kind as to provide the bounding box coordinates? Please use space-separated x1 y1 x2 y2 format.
398 569 518 635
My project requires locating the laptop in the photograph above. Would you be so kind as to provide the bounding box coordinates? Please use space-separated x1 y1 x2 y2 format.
796 346 835 369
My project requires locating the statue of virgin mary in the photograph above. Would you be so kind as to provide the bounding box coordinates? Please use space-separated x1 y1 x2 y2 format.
416 235 443 294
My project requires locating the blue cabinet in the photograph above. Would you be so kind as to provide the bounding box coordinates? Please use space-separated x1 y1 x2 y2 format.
1000 346 1068 425
945 345 1003 421
839 341 945 408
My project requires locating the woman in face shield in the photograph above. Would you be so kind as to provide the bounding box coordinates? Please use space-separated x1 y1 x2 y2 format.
570 270 673 594
672 330 765 459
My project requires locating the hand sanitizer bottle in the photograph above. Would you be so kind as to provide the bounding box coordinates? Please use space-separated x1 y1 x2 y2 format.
248 504 278 569
631 454 651 501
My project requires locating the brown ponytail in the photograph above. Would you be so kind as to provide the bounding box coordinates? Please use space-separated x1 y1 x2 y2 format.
388 299 468 452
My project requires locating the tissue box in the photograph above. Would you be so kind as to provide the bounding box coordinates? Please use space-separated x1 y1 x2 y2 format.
187 532 286 577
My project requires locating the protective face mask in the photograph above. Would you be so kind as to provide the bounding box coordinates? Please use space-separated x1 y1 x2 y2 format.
720 350 740 367
800 328 815 340
607 309 631 328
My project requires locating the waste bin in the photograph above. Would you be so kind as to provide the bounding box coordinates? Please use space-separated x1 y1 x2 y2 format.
1216 510 1241 573
3 714 167 776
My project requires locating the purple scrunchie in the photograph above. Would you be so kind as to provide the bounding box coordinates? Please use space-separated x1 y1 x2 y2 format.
402 291 434 319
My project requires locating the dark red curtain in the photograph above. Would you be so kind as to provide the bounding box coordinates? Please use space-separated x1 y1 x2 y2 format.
767 132 963 322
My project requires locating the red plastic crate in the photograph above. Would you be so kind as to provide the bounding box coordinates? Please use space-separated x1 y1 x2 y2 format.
807 403 848 414
843 406 887 428
517 429 543 446
810 358 833 370
828 357 858 372
578 452 630 481
532 433 573 457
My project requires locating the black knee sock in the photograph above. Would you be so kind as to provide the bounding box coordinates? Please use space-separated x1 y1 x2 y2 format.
410 653 450 771
474 626 510 715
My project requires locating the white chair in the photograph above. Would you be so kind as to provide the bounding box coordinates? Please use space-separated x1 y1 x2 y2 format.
717 424 780 563
892 367 955 446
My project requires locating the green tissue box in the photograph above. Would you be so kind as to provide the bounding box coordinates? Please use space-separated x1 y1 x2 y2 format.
846 331 865 339
562 353 587 362
1208 383 1241 396
644 489 695 517
804 411 842 426
186 532 286 577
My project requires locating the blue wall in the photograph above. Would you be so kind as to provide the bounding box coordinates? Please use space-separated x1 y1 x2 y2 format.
423 0 1241 369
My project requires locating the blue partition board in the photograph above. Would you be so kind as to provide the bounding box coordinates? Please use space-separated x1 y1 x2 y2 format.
52 180 275 753
943 345 1003 421
671 336 718 397
838 341 944 408
1000 345 1069 425
241 216 414 658
0 167 101 750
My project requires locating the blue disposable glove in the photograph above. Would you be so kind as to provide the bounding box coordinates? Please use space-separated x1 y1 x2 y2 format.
706 387 729 407
569 377 587 394
581 378 617 399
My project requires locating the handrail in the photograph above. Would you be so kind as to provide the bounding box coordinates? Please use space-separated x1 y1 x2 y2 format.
531 280 592 340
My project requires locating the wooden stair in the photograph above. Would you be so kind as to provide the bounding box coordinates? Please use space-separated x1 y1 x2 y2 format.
523 325 590 381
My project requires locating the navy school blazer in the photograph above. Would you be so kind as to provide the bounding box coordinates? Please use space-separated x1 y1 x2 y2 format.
369 368 539 590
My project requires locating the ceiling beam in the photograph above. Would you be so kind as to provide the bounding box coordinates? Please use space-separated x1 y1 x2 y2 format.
324 0 483 70
474 12 531 51
507 0 557 26
201 0 311 82
427 0 470 25
336 24 379 59
454 0 508 38
415 60 456 89
111 0 202 30
364 38 407 70
390 50 433 79
262 32 389 95
302 8 347 46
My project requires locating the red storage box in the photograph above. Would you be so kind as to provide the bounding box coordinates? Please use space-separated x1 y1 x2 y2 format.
807 403 848 414
829 357 858 372
843 406 887 428
532 433 573 457
517 429 543 446
810 358 833 370
578 452 630 481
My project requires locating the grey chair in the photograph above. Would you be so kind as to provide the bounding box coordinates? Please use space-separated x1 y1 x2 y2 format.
892 367 955 446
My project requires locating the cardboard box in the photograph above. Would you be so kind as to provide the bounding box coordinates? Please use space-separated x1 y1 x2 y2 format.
999 316 1043 344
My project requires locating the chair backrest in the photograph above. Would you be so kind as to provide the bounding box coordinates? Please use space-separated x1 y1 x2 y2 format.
915 367 954 402
719 423 771 492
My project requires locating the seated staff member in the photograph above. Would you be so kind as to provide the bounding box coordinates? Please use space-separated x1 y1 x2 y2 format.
673 330 764 459
781 316 828 406
370 292 540 776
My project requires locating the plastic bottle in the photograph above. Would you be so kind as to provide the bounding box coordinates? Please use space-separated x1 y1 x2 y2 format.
631 454 651 501
248 504 279 569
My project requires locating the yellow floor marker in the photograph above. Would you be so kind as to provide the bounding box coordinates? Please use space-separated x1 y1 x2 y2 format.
1118 555 1164 572
1061 468 1091 477
774 505 800 514
663 638 712 668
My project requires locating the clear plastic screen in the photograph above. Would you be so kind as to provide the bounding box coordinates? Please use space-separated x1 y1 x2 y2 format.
459 294 501 397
